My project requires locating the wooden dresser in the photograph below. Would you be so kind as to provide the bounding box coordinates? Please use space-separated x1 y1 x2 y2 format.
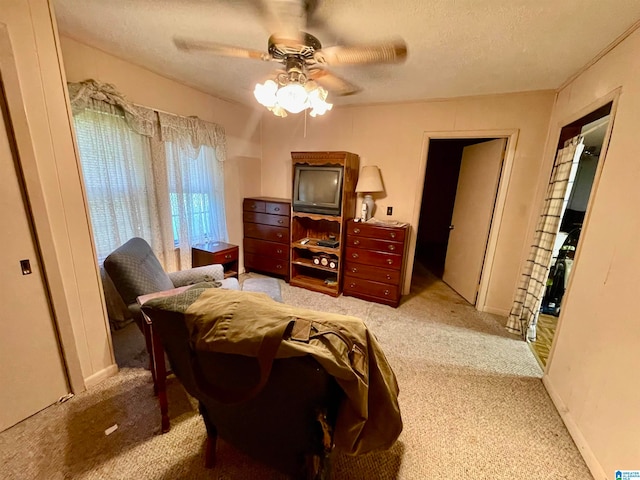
343 220 410 307
243 197 291 281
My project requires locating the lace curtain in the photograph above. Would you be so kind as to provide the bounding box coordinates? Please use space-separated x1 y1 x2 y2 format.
155 111 228 269
68 79 156 137
157 111 227 161
73 105 164 262
69 80 229 329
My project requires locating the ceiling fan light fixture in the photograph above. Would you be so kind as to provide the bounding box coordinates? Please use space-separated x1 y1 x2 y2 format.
309 102 333 117
253 79 278 108
307 84 333 117
269 105 288 117
276 82 308 113
254 75 332 117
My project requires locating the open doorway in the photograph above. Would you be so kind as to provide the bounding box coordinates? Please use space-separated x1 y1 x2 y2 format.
414 137 506 305
530 104 612 367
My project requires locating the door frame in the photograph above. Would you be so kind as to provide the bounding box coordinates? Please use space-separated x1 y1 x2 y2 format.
543 89 620 370
406 129 519 313
0 24 84 391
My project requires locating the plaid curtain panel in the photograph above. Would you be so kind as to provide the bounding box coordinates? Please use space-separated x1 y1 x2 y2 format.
506 137 582 338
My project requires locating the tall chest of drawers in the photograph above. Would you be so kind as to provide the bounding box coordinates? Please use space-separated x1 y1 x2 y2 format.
243 197 290 281
343 220 409 307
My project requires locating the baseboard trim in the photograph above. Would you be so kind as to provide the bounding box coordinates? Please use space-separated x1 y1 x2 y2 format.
480 306 509 317
83 364 119 389
542 375 607 480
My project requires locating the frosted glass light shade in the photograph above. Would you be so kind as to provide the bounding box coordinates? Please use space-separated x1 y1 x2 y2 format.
254 79 332 117
253 80 278 107
355 166 384 193
276 83 308 113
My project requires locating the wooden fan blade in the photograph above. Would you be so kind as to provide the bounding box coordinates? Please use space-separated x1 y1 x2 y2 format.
309 70 361 96
314 40 407 66
174 37 270 61
254 0 308 44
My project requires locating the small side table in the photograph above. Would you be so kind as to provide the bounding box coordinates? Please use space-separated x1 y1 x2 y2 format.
192 242 239 278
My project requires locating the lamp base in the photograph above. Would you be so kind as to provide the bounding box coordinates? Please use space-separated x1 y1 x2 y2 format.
362 194 374 221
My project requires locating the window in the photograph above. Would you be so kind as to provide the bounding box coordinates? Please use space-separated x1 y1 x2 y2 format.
74 108 157 262
74 108 227 266
165 141 227 247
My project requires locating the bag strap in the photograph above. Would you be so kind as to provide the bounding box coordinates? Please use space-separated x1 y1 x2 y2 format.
191 318 295 404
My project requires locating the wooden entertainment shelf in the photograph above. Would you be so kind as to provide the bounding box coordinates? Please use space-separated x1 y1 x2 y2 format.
289 151 359 296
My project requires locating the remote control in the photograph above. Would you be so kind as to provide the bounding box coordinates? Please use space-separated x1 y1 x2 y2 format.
300 238 310 245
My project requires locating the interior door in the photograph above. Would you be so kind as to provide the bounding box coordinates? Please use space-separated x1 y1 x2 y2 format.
0 85 68 432
443 138 506 304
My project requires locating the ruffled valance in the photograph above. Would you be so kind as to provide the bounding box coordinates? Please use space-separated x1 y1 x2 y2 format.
68 79 156 137
68 79 227 161
157 111 227 162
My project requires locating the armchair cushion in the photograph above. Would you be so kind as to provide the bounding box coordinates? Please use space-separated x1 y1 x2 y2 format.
168 264 224 286
169 266 240 291
104 237 174 306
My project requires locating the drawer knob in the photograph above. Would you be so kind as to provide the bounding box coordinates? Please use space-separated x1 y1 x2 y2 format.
350 282 356 288
278 219 284 224
387 259 393 265
384 289 390 296
388 244 396 251
277 233 283 238
274 207 280 212
251 204 257 209
390 232 396 238
352 253 359 259
353 239 360 246
225 254 232 259
353 228 360 234
351 267 358 273
386 274 391 280
276 249 283 254
276 264 283 269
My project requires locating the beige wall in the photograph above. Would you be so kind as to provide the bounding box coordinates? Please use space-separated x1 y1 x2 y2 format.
1 0 115 389
544 28 640 478
261 92 555 313
59 35 263 265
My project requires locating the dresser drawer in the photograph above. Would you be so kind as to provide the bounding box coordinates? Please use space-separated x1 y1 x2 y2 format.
243 211 290 227
243 199 266 213
244 238 289 260
347 222 406 242
345 247 403 270
201 248 237 266
346 235 403 253
344 261 400 284
343 276 400 303
244 253 288 276
244 223 289 244
265 201 289 216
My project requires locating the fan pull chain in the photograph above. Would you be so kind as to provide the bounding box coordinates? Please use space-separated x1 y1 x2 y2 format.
304 107 308 138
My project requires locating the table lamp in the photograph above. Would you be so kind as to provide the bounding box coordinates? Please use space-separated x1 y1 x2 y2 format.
355 165 384 221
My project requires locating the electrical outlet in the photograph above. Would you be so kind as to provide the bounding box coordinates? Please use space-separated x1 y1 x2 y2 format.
387 206 393 215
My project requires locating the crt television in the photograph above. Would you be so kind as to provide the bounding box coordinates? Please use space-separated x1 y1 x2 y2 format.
292 165 343 216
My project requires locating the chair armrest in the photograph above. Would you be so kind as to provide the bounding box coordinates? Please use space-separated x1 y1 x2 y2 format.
168 264 225 287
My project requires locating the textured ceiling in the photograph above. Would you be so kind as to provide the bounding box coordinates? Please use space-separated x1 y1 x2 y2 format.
53 0 640 108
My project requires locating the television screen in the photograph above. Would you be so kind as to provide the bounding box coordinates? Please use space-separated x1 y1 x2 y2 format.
297 169 340 204
293 166 343 215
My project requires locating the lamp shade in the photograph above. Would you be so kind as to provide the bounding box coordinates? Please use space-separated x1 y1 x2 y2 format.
355 166 384 193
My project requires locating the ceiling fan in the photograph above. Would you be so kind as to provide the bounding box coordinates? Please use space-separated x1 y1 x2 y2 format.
173 0 407 116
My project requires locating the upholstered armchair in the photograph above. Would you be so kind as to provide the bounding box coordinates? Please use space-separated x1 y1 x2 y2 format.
104 237 239 327
143 303 342 479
